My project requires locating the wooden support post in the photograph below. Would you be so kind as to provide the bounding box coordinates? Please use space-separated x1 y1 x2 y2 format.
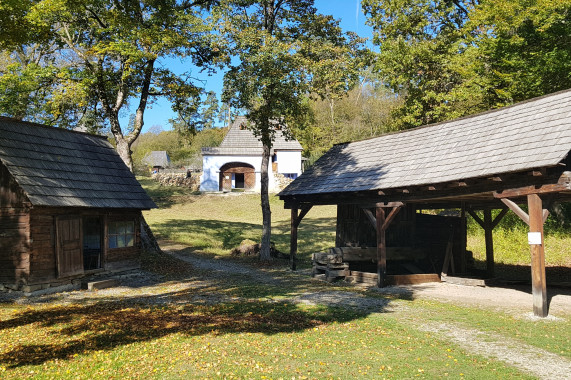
460 202 467 273
290 207 299 271
528 194 548 317
376 207 386 288
483 209 494 278
468 208 508 279
290 205 313 271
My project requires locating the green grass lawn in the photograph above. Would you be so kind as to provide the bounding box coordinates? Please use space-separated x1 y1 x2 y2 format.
141 177 337 264
1 178 568 379
1 247 567 379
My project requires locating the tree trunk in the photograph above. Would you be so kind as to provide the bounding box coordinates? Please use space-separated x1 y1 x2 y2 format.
115 137 133 172
259 142 272 261
140 215 162 253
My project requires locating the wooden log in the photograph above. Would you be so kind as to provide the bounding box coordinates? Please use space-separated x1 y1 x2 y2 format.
84 279 118 291
386 274 440 286
347 271 440 286
312 251 341 265
441 276 487 287
329 247 426 262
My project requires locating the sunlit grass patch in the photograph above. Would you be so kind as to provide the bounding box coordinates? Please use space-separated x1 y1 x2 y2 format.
141 179 337 263
0 299 533 379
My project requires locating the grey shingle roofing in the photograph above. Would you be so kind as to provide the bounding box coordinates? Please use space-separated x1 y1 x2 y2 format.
0 117 156 209
280 89 571 197
142 151 171 167
203 116 303 155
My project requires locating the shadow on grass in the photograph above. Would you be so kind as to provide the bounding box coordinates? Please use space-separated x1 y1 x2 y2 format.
0 282 374 368
0 241 402 369
0 296 367 368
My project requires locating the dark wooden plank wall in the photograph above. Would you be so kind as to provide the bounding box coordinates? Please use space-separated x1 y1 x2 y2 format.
336 204 415 248
0 208 30 285
0 163 31 285
25 208 142 285
336 204 464 273
28 210 57 283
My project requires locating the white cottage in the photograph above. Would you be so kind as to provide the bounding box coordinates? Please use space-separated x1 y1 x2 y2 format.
200 116 303 192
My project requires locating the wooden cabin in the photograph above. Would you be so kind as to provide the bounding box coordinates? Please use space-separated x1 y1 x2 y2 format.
279 90 571 317
0 117 156 291
142 150 171 173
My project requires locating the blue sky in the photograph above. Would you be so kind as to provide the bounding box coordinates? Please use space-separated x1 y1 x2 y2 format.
136 0 375 132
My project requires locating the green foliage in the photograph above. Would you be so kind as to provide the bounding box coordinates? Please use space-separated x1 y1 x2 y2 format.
213 0 365 260
216 1 365 146
362 0 471 128
132 127 226 173
201 91 220 129
0 0 222 170
362 0 571 128
465 0 571 105
296 76 403 158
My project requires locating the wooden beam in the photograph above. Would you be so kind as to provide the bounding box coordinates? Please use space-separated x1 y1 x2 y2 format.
500 198 530 226
295 205 312 228
494 183 570 198
362 208 376 229
483 209 494 278
467 206 507 278
528 194 548 317
290 204 313 271
543 209 550 224
290 208 299 271
460 202 467 273
376 207 386 288
382 205 402 231
375 202 404 208
491 207 509 229
467 209 484 229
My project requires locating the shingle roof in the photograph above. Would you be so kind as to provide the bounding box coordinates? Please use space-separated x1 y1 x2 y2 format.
142 151 171 167
203 116 303 155
0 117 156 209
280 89 571 197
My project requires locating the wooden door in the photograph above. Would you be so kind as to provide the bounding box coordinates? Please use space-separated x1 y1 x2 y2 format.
56 216 84 278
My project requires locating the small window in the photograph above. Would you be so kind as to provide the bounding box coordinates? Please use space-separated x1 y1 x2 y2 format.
283 173 298 180
108 221 135 249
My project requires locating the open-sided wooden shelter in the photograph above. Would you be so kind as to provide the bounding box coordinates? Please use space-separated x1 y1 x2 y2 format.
279 90 571 317
0 117 156 291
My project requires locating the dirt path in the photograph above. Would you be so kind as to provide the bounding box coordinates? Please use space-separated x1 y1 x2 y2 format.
162 242 571 379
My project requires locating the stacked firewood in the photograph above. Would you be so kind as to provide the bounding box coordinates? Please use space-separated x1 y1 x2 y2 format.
311 249 350 282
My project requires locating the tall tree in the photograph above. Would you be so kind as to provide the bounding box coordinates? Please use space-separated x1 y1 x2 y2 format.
363 0 571 128
214 0 363 261
464 0 571 105
2 0 220 171
200 91 220 129
362 0 471 128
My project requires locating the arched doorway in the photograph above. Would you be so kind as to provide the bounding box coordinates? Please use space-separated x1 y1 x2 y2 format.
219 162 255 191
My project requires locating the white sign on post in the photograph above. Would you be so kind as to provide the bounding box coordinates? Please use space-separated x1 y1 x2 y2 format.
528 232 542 245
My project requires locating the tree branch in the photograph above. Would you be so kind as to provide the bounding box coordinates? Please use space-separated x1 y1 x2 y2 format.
85 6 108 29
126 58 156 144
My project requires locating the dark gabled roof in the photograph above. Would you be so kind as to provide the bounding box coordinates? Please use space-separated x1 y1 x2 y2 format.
280 89 571 198
0 117 156 209
202 116 303 156
142 151 171 167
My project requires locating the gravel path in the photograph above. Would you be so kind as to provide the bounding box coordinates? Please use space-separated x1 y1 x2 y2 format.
417 321 571 380
3 241 568 379
161 243 571 379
